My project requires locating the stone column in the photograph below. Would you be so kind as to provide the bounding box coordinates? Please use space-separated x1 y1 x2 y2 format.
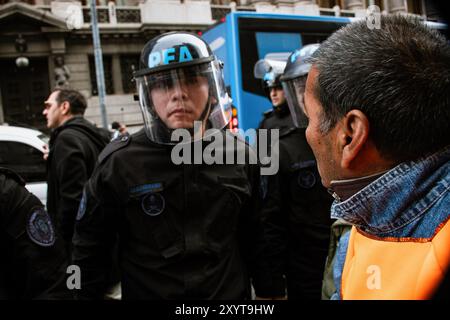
294 0 320 16
249 0 274 13
342 0 366 17
387 0 407 14
112 54 124 95
342 0 364 10
49 36 66 90
275 0 296 14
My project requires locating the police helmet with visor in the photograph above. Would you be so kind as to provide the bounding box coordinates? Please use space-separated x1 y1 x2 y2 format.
254 53 289 99
133 32 231 144
280 44 320 128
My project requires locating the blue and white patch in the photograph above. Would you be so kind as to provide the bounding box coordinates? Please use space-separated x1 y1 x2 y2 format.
291 160 316 171
27 208 56 247
76 189 87 221
130 182 164 197
263 71 275 82
291 49 301 63
260 175 269 200
141 192 165 216
297 170 316 189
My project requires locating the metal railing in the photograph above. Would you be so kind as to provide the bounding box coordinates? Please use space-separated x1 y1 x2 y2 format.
35 5 141 24
35 4 258 25
21 2 433 24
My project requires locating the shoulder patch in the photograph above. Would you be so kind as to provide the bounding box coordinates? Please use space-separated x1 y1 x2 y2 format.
0 167 25 186
27 208 56 247
263 109 274 117
98 134 132 164
297 169 317 189
141 192 165 216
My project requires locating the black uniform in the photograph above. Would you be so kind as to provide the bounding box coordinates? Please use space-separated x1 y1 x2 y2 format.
262 128 333 299
258 102 293 133
72 129 267 300
0 167 69 299
258 104 333 299
47 116 109 252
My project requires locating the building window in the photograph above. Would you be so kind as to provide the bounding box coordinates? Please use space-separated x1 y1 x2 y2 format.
89 55 114 95
120 55 140 94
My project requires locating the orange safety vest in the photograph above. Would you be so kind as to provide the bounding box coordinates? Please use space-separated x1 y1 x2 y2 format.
341 218 450 300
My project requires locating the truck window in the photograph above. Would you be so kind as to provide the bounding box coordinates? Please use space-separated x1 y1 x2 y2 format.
238 17 346 97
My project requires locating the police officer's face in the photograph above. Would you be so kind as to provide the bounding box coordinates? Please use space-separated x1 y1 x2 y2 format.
270 86 286 107
304 67 341 188
151 73 209 129
43 91 65 129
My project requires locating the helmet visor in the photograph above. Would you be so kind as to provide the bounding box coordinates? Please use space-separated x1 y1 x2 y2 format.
136 60 231 144
282 75 308 128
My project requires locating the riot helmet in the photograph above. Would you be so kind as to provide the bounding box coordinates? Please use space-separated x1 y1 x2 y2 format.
280 44 320 128
254 53 289 102
133 32 231 144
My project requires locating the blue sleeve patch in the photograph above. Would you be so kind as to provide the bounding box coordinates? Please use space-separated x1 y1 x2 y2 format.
76 188 88 221
260 175 268 200
129 182 164 197
27 208 56 247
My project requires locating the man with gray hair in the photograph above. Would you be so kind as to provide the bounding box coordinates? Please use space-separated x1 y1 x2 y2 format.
292 15 450 299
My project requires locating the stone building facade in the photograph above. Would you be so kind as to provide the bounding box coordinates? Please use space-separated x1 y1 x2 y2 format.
0 0 443 132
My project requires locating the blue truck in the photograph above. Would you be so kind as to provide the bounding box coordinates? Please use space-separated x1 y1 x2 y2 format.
202 12 351 141
202 12 447 145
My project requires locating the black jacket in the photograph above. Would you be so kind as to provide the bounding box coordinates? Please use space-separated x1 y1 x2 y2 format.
0 167 69 299
47 116 109 254
258 103 293 133
258 106 334 299
72 129 268 300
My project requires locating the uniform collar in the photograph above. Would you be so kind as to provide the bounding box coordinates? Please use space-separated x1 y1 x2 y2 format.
273 102 290 116
328 171 388 202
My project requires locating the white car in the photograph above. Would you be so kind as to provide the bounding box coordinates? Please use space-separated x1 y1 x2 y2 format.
0 125 49 205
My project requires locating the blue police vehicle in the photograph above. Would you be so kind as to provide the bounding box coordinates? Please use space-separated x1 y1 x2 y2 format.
202 12 447 144
202 12 350 140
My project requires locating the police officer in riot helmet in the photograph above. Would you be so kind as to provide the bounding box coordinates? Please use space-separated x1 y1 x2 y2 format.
72 32 268 299
281 44 321 129
0 167 69 299
257 44 333 300
254 55 292 132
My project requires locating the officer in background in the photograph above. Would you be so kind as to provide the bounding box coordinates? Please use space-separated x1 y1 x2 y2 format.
254 54 292 132
72 32 268 300
0 167 69 299
111 121 129 141
257 44 333 300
